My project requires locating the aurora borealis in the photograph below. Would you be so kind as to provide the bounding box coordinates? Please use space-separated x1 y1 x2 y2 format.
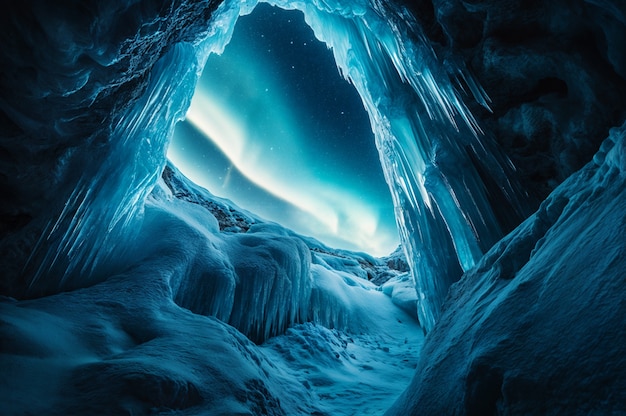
168 3 398 255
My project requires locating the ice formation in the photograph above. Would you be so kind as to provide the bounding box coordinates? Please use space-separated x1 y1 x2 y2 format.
17 0 531 333
3 0 626 414
2 160 423 414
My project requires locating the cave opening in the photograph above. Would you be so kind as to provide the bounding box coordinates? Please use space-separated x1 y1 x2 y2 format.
168 2 400 256
162 0 533 331
11 0 530 335
3 2 626 414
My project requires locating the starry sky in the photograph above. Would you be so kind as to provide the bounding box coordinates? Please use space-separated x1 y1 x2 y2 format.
168 3 398 256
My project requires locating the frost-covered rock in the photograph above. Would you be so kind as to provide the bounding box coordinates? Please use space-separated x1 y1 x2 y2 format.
140 166 311 344
382 245 410 274
161 163 258 232
387 122 626 415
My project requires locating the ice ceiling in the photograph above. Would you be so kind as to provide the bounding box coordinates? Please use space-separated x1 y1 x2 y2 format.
168 3 399 256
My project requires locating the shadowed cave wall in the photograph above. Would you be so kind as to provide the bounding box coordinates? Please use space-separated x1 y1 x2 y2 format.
2 0 626 414
399 0 626 201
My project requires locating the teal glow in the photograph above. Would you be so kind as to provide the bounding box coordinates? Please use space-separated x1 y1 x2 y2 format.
169 4 398 256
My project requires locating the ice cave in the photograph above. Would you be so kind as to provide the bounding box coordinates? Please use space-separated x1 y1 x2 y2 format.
2 0 626 415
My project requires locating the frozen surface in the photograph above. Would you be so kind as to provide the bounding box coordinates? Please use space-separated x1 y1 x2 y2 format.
1 163 422 415
387 123 626 415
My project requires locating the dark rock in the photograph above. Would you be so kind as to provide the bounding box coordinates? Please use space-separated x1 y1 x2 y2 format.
402 0 626 202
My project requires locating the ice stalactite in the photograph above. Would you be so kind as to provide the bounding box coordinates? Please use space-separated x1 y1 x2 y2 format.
20 0 239 296
24 42 202 295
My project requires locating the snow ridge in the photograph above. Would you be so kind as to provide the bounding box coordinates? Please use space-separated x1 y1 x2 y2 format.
1 163 423 415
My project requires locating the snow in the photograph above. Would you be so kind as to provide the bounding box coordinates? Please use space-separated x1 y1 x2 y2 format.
139 167 312 344
263 320 422 415
0 282 317 415
381 273 418 321
223 226 312 343
1 162 423 415
387 122 626 415
264 247 423 415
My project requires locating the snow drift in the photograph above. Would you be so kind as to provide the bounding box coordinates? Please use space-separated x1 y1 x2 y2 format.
387 121 626 415
1 162 423 415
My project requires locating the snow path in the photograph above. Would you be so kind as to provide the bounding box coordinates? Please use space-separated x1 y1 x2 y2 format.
263 312 422 414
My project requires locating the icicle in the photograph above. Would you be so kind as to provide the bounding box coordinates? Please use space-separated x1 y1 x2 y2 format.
264 0 531 331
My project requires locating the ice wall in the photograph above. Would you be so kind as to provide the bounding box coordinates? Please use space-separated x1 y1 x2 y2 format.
26 43 200 294
15 0 253 296
6 0 224 297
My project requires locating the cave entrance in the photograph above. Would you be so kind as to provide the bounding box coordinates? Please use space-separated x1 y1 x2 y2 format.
168 2 399 256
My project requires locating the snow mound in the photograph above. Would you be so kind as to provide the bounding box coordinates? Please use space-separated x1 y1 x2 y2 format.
1 164 423 414
388 122 626 415
0 275 317 415
381 273 418 321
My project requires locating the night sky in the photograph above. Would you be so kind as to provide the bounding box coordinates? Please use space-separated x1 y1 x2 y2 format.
168 3 398 256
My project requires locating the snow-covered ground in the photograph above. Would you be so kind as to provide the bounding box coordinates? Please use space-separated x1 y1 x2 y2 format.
0 163 422 415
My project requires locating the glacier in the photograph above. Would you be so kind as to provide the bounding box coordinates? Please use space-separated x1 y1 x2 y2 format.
2 0 626 414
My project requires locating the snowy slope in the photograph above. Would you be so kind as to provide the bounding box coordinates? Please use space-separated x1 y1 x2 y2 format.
387 123 626 414
0 163 422 415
